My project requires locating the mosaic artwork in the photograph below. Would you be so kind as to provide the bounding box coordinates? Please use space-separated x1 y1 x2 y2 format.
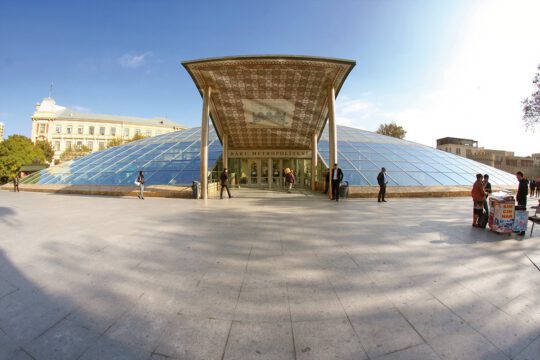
183 56 355 150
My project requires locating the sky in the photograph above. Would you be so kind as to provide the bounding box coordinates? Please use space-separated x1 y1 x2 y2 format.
0 0 539 156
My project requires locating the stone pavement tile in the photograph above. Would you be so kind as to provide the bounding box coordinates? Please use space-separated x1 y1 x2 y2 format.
372 343 441 360
287 285 345 322
0 349 34 360
105 303 172 353
24 318 100 360
0 277 17 299
0 330 23 360
223 321 294 360
78 336 150 360
514 335 540 360
397 298 466 341
427 282 500 324
292 319 367 360
500 294 540 326
176 285 239 320
154 315 230 360
428 325 509 360
235 286 290 323
349 307 423 359
0 290 72 346
474 310 540 358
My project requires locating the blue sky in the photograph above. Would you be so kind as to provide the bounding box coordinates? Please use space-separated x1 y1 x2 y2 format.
1 0 539 155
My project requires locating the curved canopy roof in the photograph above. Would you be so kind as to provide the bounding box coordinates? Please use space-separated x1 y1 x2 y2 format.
183 55 355 150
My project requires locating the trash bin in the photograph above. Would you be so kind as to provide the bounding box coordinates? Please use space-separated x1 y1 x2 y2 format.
192 181 200 199
339 181 349 199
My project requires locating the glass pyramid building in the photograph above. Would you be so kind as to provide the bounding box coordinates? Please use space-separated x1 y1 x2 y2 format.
21 125 516 187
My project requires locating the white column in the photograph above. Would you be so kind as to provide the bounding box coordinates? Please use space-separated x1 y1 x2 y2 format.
328 86 337 198
200 86 211 200
311 133 318 191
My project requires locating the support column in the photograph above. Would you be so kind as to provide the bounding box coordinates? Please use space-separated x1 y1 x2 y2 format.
222 133 228 171
200 86 211 200
268 158 272 189
311 133 318 191
328 86 337 199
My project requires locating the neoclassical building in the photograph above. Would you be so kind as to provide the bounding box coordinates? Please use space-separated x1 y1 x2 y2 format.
0 122 4 141
31 97 185 163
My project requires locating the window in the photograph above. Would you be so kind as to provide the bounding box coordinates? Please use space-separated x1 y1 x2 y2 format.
456 148 461 155
99 127 106 136
55 125 62 134
66 126 73 134
54 141 60 151
89 126 95 135
145 130 152 137
98 142 105 150
135 129 141 136
65 141 72 150
77 127 83 135
87 141 93 151
39 124 46 133
110 127 116 136
123 128 130 137
76 141 83 149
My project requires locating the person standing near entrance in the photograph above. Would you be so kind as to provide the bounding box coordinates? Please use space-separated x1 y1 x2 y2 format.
220 168 232 199
284 168 295 193
471 173 485 227
331 163 343 201
136 171 145 199
377 167 388 202
13 172 20 192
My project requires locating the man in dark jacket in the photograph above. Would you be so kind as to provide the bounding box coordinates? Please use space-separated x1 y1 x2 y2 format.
220 168 232 199
516 171 528 207
330 163 344 202
377 167 388 202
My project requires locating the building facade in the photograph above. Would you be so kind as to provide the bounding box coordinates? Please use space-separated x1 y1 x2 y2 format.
437 137 540 178
0 122 4 141
31 97 185 163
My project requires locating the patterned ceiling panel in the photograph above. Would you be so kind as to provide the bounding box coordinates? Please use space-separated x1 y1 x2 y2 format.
183 56 355 150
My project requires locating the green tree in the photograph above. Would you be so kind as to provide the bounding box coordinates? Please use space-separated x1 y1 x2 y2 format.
106 137 125 148
522 64 540 130
35 140 55 163
59 145 92 163
130 133 146 142
0 135 45 179
376 122 407 139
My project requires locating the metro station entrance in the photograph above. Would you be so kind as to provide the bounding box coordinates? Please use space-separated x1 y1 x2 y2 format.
228 158 312 188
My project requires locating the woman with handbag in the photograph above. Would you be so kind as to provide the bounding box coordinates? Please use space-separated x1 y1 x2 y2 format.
135 171 145 199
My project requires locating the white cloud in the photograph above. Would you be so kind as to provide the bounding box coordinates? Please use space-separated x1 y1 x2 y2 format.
119 52 153 69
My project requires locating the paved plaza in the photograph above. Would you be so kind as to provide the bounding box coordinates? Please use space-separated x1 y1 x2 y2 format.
0 189 540 360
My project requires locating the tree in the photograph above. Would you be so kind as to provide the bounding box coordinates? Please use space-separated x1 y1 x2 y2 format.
107 134 146 149
35 140 55 163
59 145 92 163
106 137 124 148
0 135 46 179
376 122 407 139
522 64 540 131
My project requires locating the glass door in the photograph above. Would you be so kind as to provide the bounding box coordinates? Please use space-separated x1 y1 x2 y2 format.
249 159 259 185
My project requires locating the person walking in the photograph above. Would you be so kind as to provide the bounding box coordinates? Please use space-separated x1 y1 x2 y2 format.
530 179 535 199
284 168 295 193
13 173 20 192
330 163 343 202
220 168 232 199
483 174 492 217
377 167 388 202
471 173 486 227
536 177 540 197
136 171 145 200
